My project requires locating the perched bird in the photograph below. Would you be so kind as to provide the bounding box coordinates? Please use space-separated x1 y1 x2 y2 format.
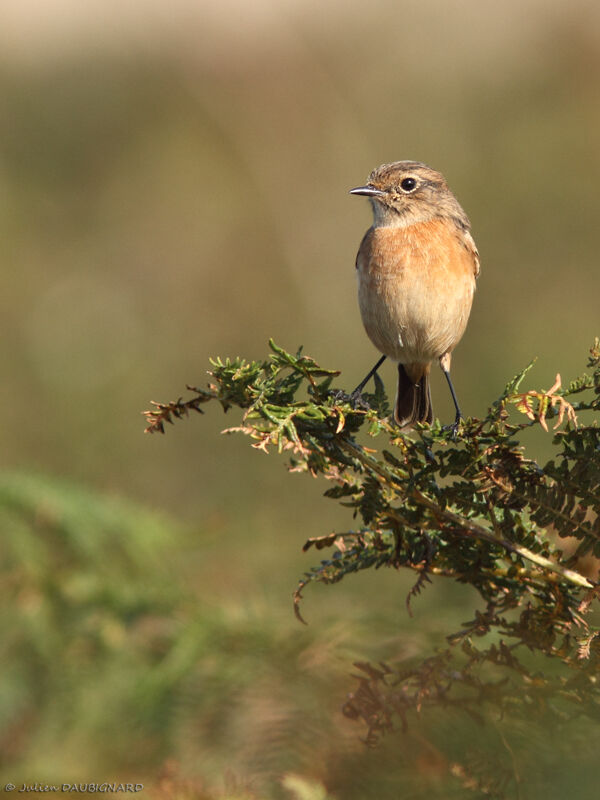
350 161 480 430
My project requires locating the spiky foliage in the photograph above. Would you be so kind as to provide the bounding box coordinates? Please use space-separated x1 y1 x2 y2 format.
145 338 600 796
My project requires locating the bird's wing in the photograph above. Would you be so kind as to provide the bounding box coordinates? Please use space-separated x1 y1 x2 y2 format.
462 230 480 279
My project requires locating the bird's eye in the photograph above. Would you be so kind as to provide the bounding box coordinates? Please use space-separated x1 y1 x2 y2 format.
400 177 417 192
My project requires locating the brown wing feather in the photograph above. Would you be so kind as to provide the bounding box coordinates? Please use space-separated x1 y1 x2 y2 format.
462 230 480 279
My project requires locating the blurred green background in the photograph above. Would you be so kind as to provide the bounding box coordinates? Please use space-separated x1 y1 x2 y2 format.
1 1 599 797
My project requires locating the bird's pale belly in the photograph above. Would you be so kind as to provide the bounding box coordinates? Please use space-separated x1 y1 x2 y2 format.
357 269 474 364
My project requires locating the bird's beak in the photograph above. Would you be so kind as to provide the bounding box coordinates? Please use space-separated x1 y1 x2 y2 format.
349 185 386 197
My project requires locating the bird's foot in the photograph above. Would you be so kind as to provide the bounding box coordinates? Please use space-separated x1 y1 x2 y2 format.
348 389 372 410
442 414 463 440
330 388 372 410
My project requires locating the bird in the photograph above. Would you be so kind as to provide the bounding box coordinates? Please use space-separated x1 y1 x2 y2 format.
349 160 479 431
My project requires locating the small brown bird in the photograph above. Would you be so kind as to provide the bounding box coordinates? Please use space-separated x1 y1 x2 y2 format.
350 161 480 431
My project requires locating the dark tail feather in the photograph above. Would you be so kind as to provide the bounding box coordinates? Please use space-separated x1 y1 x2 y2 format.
394 365 433 428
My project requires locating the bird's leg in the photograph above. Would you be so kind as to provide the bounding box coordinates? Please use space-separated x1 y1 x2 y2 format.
439 354 463 438
351 354 387 397
331 355 387 408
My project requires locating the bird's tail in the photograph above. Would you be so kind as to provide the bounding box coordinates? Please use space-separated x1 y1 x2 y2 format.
394 364 433 428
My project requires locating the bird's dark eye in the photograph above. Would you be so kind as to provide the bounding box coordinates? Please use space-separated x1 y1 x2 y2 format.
400 177 417 192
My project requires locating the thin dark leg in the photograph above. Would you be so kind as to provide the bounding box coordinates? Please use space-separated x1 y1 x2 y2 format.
351 354 387 395
441 367 463 435
330 354 387 408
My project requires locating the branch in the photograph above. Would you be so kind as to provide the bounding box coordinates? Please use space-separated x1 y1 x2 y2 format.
337 437 595 590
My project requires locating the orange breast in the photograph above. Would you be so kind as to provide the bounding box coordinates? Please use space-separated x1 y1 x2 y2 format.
356 218 477 364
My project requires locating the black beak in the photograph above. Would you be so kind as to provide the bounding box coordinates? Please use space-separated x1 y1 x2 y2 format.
349 185 386 197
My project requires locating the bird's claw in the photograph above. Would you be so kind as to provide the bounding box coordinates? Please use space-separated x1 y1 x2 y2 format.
349 390 372 410
330 389 372 411
442 415 463 440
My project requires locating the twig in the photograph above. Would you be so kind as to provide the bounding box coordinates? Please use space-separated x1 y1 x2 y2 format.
338 437 595 591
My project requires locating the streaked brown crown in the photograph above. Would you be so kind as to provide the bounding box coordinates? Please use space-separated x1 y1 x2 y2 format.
351 161 470 229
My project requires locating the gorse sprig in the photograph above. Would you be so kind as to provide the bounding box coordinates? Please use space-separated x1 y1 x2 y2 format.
145 337 600 795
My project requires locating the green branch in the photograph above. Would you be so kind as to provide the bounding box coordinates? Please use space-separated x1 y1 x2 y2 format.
145 337 600 777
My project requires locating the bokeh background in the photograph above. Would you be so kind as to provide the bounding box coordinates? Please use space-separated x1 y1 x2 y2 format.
1 1 599 797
